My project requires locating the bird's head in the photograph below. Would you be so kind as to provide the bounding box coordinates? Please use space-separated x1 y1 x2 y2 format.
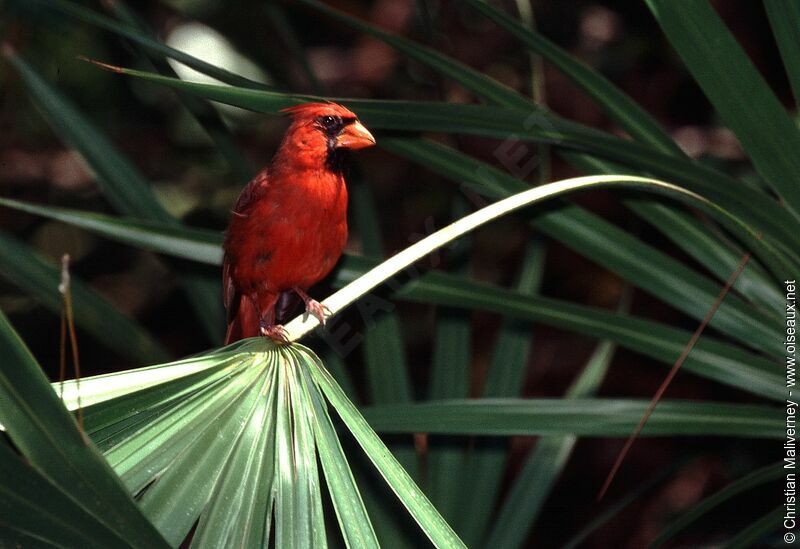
277 102 375 173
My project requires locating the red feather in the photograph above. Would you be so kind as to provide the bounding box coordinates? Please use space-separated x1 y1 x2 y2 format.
223 103 375 343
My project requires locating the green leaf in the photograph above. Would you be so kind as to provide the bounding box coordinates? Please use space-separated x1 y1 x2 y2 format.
0 197 223 265
191 366 278 548
295 348 379 548
481 243 545 399
365 268 781 399
764 0 800 107
0 231 168 363
361 399 782 438
285 350 327 549
0 441 123 548
24 0 269 90
10 182 786 325
107 66 799 255
58 346 245 415
0 524 57 548
137 363 266 546
282 172 790 348
0 310 169 547
274 352 319 548
426 305 471 513
622 197 784 315
8 55 167 220
103 362 255 493
102 0 254 184
560 462 677 549
724 507 782 548
650 463 783 547
80 355 248 455
297 169 786 401
72 0 797 296
273 357 296 548
267 0 795 324
492 300 629 546
351 183 414 407
298 0 531 110
646 0 800 219
456 242 545 546
264 2 324 94
308 349 466 548
462 0 682 155
3 198 783 400
72 13 800 251
426 198 473 523
318 348 357 401
351 182 419 545
531 203 782 354
380 137 785 356
560 151 785 317
33 338 380 547
6 52 224 343
484 338 618 549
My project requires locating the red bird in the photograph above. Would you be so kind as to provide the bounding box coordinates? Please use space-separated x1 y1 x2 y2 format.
223 102 375 344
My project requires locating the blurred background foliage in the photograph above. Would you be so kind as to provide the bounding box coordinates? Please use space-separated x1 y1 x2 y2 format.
0 0 793 546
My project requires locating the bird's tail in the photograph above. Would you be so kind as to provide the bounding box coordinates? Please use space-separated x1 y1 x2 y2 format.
224 296 261 344
224 291 295 344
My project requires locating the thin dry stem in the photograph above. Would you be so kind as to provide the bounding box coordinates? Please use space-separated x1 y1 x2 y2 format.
59 254 83 429
597 249 754 501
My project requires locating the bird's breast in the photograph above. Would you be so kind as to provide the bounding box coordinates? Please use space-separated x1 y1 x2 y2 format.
227 171 349 293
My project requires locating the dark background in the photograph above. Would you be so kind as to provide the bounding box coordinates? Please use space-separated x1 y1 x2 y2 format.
0 1 784 546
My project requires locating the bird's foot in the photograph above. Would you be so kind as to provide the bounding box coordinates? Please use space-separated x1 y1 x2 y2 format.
293 286 330 325
303 299 331 326
259 322 290 344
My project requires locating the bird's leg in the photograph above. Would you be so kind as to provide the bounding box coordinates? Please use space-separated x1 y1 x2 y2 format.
259 322 289 343
258 306 289 343
293 286 330 325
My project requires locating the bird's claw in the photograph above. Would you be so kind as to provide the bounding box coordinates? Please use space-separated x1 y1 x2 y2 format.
259 323 290 344
303 299 331 326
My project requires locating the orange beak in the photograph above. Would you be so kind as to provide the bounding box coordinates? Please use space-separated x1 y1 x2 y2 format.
336 120 376 150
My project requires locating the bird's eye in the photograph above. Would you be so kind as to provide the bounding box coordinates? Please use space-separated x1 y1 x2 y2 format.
320 115 338 129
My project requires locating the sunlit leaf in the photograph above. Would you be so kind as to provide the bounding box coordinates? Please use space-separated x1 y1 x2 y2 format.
646 0 800 218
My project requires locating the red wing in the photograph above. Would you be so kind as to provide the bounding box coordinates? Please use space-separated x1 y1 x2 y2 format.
232 168 269 214
223 168 269 325
223 167 284 344
222 254 239 325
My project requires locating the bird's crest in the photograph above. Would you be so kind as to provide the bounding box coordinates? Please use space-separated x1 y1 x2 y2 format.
281 101 357 120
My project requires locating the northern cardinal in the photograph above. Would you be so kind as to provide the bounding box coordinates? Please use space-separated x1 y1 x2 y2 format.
223 102 375 343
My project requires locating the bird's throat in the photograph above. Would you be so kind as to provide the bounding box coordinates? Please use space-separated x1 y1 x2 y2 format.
325 147 350 175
